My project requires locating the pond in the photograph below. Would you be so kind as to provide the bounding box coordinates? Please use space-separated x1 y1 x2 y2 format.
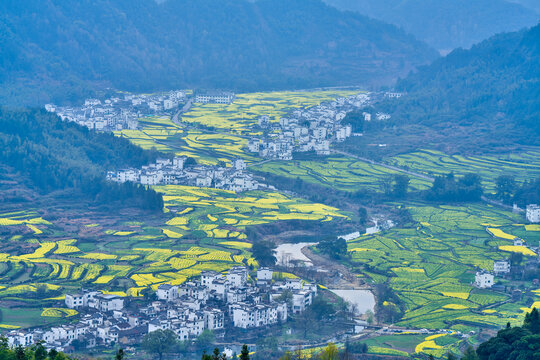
275 242 317 267
329 289 376 315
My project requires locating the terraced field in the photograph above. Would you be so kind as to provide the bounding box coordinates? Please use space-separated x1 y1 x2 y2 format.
385 149 540 192
115 90 361 165
157 185 347 238
0 185 348 326
181 90 360 133
253 155 432 192
347 203 540 338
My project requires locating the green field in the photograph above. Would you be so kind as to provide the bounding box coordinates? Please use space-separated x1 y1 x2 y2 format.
347 202 540 334
0 185 349 325
181 90 360 133
385 149 540 192
115 90 362 165
253 155 432 192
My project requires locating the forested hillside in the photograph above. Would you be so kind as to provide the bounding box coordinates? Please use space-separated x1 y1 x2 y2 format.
0 108 164 210
323 0 538 52
0 0 437 106
380 23 540 146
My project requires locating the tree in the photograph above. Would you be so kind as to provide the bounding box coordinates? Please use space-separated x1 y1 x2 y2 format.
15 346 25 360
496 175 516 203
510 252 523 266
142 330 177 360
380 175 393 195
317 237 347 259
115 348 125 360
195 330 215 350
447 353 457 360
358 207 368 225
35 284 48 299
392 175 410 198
239 345 250 360
461 345 479 360
33 342 48 360
476 308 540 360
251 241 277 266
211 348 227 360
319 343 339 360
184 157 197 167
524 307 540 334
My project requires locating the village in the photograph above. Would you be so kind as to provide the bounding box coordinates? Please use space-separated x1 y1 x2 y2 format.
50 89 378 190
5 266 318 352
45 90 187 131
106 156 270 193
247 93 370 159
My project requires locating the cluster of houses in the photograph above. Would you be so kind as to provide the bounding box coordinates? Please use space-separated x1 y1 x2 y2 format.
474 235 540 289
247 94 369 159
5 267 317 351
45 90 186 131
107 157 268 193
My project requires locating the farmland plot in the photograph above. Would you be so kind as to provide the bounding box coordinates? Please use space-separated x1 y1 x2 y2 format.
384 149 540 192
347 203 536 332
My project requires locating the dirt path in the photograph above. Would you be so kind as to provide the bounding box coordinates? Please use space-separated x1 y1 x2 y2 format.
301 246 367 289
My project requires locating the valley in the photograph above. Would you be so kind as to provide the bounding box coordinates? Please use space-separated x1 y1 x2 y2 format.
1 88 539 359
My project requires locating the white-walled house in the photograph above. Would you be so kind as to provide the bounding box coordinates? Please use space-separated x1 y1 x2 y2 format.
157 284 179 301
493 260 511 275
292 290 313 314
474 272 494 289
527 204 540 223
227 266 249 287
257 267 273 282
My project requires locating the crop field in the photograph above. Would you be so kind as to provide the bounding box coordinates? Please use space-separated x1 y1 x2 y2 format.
181 90 360 133
157 185 348 238
0 183 349 328
253 155 432 192
115 90 361 165
384 149 540 192
347 202 540 334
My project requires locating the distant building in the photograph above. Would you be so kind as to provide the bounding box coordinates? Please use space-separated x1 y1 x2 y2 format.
474 272 494 289
195 91 235 104
514 238 524 247
493 260 510 275
257 267 273 282
527 204 540 223
156 284 179 301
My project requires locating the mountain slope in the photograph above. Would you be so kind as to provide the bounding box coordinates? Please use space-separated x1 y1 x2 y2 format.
0 108 164 210
323 0 539 52
383 23 540 146
0 0 438 106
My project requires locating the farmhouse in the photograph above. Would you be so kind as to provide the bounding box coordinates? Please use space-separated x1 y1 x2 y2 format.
474 271 494 289
527 204 540 223
493 260 511 275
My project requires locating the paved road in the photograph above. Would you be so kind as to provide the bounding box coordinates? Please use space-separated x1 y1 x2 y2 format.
171 98 193 125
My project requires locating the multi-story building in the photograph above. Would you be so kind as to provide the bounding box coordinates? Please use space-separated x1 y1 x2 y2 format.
474 272 494 289
527 204 540 223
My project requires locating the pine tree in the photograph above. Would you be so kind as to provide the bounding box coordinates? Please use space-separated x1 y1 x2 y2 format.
239 345 250 360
